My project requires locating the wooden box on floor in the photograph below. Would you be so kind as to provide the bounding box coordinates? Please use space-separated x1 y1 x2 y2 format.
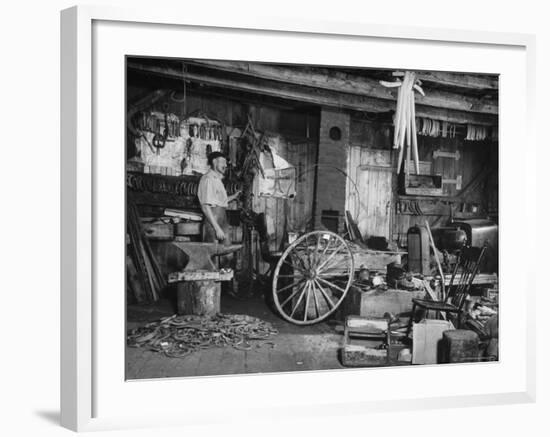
338 285 426 319
412 319 454 365
341 316 390 367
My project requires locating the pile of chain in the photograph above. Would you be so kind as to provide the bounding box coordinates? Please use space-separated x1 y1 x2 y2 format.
127 314 278 358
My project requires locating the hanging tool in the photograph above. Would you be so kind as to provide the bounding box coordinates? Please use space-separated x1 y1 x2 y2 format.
152 111 169 151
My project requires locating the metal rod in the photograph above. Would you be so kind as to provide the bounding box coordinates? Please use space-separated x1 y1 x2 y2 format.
424 219 446 300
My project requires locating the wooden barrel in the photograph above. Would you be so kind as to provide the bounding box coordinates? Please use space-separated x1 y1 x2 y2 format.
442 330 479 363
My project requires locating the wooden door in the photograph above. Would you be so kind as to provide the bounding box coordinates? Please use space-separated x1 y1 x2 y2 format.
346 148 393 239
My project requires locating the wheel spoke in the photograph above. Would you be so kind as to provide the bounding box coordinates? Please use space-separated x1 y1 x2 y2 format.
289 282 309 318
314 234 323 267
318 272 346 278
276 278 306 294
282 259 307 275
317 276 347 295
314 236 332 269
316 243 346 273
311 280 321 318
303 282 311 322
291 252 310 273
296 238 313 269
277 274 306 279
306 235 315 269
321 254 353 273
314 278 336 309
280 281 307 307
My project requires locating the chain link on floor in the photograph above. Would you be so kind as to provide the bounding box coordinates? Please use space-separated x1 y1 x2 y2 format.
127 313 278 358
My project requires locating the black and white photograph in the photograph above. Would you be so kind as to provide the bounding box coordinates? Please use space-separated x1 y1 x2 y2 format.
3 0 548 433
125 57 499 379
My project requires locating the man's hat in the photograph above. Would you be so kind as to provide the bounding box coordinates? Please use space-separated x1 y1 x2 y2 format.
207 151 226 166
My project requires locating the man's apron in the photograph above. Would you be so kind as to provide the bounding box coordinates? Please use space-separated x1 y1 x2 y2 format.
203 205 232 269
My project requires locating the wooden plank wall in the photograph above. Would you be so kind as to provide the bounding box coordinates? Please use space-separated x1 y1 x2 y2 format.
346 147 393 239
240 104 319 258
128 85 319 276
129 81 497 273
349 118 497 245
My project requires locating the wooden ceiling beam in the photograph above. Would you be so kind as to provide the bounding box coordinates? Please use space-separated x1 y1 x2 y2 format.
187 60 498 114
127 61 497 126
415 71 498 90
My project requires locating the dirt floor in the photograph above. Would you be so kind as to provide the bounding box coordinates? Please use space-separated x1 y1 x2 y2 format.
126 290 349 380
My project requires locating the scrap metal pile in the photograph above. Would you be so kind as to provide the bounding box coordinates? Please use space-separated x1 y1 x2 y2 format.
127 313 278 358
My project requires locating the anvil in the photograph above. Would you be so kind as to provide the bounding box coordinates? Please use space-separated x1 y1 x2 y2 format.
168 241 242 283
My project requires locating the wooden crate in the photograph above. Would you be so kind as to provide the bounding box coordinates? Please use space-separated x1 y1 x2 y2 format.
341 316 390 367
337 286 426 320
400 172 443 197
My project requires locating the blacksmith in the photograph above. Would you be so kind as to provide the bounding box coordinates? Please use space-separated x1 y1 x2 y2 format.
197 151 241 244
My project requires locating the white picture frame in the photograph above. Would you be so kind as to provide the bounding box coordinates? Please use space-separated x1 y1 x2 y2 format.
61 5 536 432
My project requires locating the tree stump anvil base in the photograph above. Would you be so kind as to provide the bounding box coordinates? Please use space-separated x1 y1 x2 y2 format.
177 281 221 316
168 242 242 316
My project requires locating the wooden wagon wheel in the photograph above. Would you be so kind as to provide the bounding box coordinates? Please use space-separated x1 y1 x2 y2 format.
272 231 354 325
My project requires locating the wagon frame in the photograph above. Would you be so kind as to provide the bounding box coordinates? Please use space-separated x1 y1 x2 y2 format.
271 230 402 325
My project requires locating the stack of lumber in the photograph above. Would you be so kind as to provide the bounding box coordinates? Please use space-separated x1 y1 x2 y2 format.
127 198 166 303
